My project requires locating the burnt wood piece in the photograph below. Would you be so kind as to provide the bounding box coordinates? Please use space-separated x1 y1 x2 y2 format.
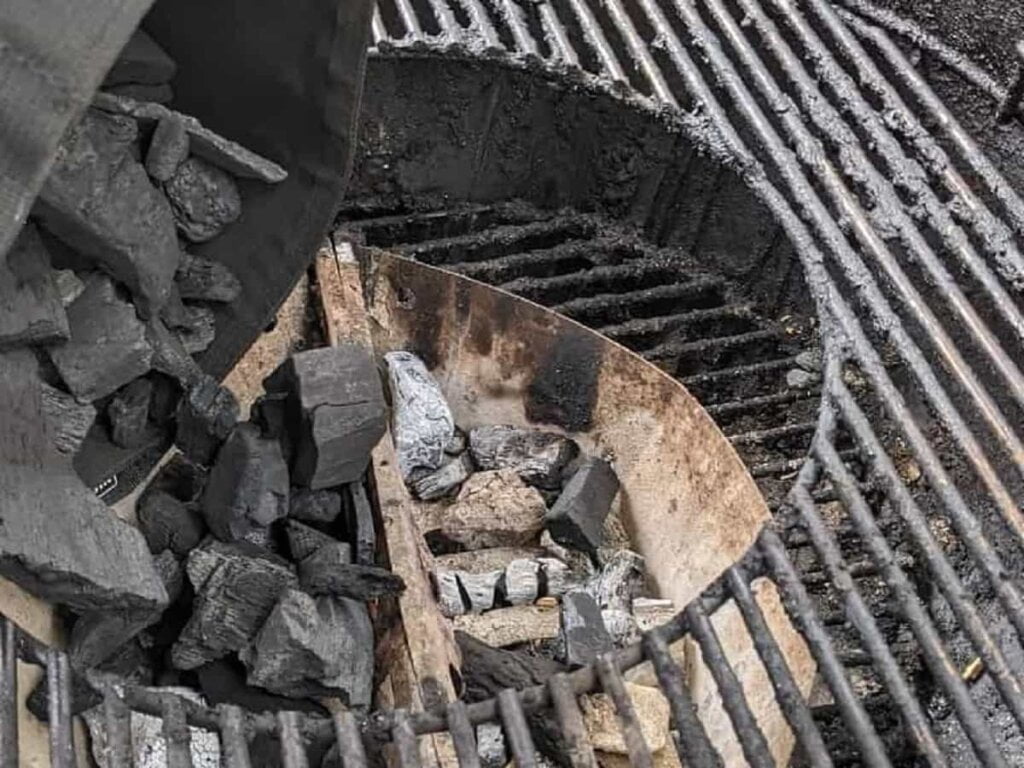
175 251 241 304
346 481 376 566
264 344 386 489
587 550 645 612
427 469 546 550
138 490 206 555
445 427 468 456
457 570 502 613
241 589 374 704
34 110 180 317
500 559 540 606
164 157 242 243
102 29 177 86
172 540 296 670
202 422 289 541
453 605 561 648
174 374 239 466
153 550 185 603
39 381 95 455
434 570 466 617
560 591 613 668
601 608 640 647
412 453 473 500
298 544 404 600
285 519 341 562
0 223 68 349
544 459 620 555
48 274 153 401
468 425 579 490
289 488 342 524
145 115 189 182
109 378 153 448
173 304 216 354
435 548 547 574
385 351 454 482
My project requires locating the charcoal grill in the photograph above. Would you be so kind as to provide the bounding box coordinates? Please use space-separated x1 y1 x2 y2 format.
7 0 1024 764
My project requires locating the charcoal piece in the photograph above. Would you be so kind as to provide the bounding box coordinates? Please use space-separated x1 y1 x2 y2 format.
285 519 340 562
289 488 342 524
202 423 289 541
147 453 207 503
39 382 95 455
148 373 182 424
298 545 404 600
103 29 177 86
172 541 296 670
457 570 502 613
70 608 163 670
445 427 468 456
385 351 454 482
159 284 191 329
538 558 573 597
47 274 152 401
544 459 620 555
153 550 185 603
501 559 540 606
433 571 466 618
540 530 596 580
164 157 242 243
469 425 579 490
147 318 203 386
264 345 386 489
436 548 547 574
0 224 68 349
241 525 276 553
588 550 645 612
175 251 241 303
347 482 376 566
107 82 174 104
53 269 85 306
137 490 206 555
109 378 153 448
93 93 289 183
560 591 613 668
34 110 180 317
251 392 289 445
27 667 100 721
174 304 216 354
145 115 189 182
428 470 546 550
175 374 239 466
602 609 640 647
411 453 472 500
477 724 507 768
197 658 328 716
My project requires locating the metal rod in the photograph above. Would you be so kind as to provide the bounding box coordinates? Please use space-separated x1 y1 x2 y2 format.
537 1 580 66
493 0 540 55
220 704 253 768
46 649 73 768
446 701 481 768
596 0 676 105
594 654 654 768
279 710 311 768
497 689 537 768
456 0 503 48
163 694 193 768
548 673 598 768
372 5 388 44
392 0 425 39
0 619 16 768
560 0 629 83
103 686 132 768
392 710 422 768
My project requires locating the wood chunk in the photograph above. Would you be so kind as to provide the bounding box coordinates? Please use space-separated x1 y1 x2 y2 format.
175 251 241 304
201 423 289 541
468 425 579 490
385 351 454 482
264 345 387 489
103 30 177 86
411 452 472 500
538 558 573 597
39 381 95 455
560 591 613 667
445 426 468 456
632 598 676 633
456 570 502 613
298 545 404 600
0 224 68 349
456 631 564 700
174 374 239 466
346 481 376 566
35 110 180 317
109 378 153 448
289 488 342 524
454 605 561 648
435 547 546 574
164 158 242 243
433 570 465 618
48 274 153 401
501 559 539 606
588 550 645 612
545 459 620 555
284 519 340 562
582 684 670 754
146 115 189 181
138 490 206 555
427 469 546 550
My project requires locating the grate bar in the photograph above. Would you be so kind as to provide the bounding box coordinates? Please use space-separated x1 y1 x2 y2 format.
220 705 253 768
392 710 422 768
594 654 654 768
727 420 817 447
559 0 629 84
392 0 425 38
598 0 676 105
537 1 580 66
279 711 310 768
555 276 723 323
103 686 131 768
647 328 782 367
163 694 193 768
46 650 73 768
548 673 598 768
493 0 540 55
0 619 15 768
497 689 537 768
446 701 481 768
459 0 502 48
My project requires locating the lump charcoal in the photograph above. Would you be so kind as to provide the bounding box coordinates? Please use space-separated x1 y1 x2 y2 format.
34 110 180 317
242 590 373 705
172 541 296 670
411 452 472 500
428 470 545 550
544 459 620 556
539 530 596 580
385 351 453 482
0 224 68 349
164 157 242 242
469 425 579 490
175 251 241 304
457 570 502 613
587 550 645 612
289 488 342 524
154 550 185 603
27 667 100 721
241 524 275 553
147 317 203 385
48 274 152 401
196 658 328 717
146 115 189 182
69 608 163 670
202 423 289 541
298 544 404 600
107 82 174 104
347 481 376 566
538 557 573 597
39 381 95 455
147 452 207 503
433 571 466 618
138 489 206 555
435 547 546 574
108 378 153 448
500 559 540 606
264 344 386 489
560 591 613 668
93 93 288 183
53 269 85 306
477 724 507 768
174 374 239 466
174 304 216 354
285 519 342 562
445 426 468 456
103 30 177 86
148 372 182 424
601 609 640 647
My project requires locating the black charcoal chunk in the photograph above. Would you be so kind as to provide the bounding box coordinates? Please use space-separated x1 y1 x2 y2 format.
146 452 207 503
174 304 216 354
106 82 174 104
469 425 579 490
197 658 328 716
69 608 161 670
108 378 153 448
346 482 376 566
172 540 296 670
103 30 177 86
146 115 189 181
175 251 241 303
153 550 185 603
174 374 239 465
48 274 153 401
251 391 288 443
146 318 203 385
456 570 501 613
28 666 100 721
137 490 206 556
265 344 386 489
560 591 613 668
285 519 340 562
587 550 645 612
164 157 242 243
411 453 472 500
289 488 342 524
242 589 373 705
202 423 289 541
298 544 404 600
385 351 453 482
35 110 180 317
544 458 620 555
39 382 95 455
53 269 85 306
0 224 68 349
